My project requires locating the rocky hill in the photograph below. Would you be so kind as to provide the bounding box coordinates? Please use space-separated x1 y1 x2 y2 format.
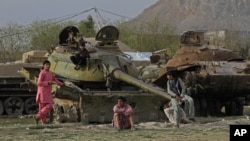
130 0 250 33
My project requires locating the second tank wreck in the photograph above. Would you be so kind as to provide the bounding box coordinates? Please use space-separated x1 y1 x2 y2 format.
143 31 250 117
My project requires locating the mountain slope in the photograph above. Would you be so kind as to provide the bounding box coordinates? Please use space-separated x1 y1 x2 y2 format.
131 0 250 33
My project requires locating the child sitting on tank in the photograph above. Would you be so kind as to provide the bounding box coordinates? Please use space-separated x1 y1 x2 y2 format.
70 40 90 70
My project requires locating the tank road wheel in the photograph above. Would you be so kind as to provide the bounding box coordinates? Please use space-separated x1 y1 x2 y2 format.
200 98 208 117
225 100 244 116
4 97 24 116
24 98 38 115
236 103 244 116
208 100 222 116
0 100 4 115
230 101 237 115
235 99 244 116
225 101 237 116
225 102 231 116
193 98 201 116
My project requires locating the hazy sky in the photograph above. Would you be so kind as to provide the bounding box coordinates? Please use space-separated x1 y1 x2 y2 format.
0 0 158 26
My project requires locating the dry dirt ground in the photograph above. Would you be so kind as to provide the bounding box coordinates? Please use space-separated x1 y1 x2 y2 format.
0 107 250 141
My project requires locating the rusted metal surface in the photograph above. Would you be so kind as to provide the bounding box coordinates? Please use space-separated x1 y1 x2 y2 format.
139 31 250 117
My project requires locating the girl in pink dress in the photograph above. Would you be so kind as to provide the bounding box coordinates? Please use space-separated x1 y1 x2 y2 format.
112 96 136 130
35 60 64 124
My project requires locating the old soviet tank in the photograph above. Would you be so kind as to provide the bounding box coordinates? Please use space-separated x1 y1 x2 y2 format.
0 50 47 116
151 31 250 117
20 25 171 123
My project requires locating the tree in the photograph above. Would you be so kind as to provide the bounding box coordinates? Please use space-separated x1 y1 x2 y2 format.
0 17 180 63
29 20 78 52
0 20 78 63
78 15 96 38
118 18 179 56
0 22 30 62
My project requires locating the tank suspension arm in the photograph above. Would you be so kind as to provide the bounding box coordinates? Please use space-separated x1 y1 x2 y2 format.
64 81 86 93
112 69 171 100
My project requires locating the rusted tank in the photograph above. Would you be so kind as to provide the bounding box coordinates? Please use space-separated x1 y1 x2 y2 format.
0 50 47 116
20 26 170 123
150 31 250 116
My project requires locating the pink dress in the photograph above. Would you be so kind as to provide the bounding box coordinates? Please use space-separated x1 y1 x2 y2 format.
36 69 64 123
113 103 133 129
36 70 64 104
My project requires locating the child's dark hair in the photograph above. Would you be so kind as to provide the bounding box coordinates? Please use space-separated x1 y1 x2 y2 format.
43 60 51 65
118 96 127 102
79 40 85 47
166 70 177 77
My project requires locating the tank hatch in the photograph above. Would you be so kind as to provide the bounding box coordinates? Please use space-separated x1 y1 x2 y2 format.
95 25 119 42
95 25 120 51
59 26 80 46
181 31 204 46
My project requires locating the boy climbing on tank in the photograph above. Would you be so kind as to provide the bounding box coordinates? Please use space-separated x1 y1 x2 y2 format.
70 40 90 70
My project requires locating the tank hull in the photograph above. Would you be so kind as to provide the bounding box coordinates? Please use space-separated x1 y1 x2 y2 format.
51 91 166 123
0 63 40 116
0 50 47 116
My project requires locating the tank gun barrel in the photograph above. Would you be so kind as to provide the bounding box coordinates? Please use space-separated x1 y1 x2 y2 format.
112 69 171 100
64 81 86 93
152 48 168 54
